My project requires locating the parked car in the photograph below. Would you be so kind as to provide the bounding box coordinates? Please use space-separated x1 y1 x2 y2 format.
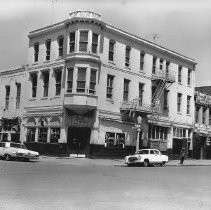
0 142 39 161
125 149 168 167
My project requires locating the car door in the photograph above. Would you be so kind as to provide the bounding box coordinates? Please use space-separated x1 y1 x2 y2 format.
153 150 162 163
149 150 156 163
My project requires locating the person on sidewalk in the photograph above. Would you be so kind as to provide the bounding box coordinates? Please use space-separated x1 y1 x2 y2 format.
180 148 186 165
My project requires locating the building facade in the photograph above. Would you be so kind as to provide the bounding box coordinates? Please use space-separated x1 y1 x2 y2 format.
0 11 197 157
0 66 27 143
193 87 211 159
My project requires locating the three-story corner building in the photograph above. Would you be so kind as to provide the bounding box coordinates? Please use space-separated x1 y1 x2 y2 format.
0 11 197 158
193 87 211 159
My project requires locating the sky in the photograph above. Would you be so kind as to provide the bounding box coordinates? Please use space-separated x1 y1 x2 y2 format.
0 0 210 86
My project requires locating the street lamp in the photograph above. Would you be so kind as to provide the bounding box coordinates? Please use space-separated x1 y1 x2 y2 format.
136 116 142 152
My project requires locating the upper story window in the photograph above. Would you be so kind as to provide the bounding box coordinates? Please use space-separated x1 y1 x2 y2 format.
152 56 157 74
92 33 98 53
77 67 86 93
42 71 49 97
178 65 182 83
5 85 10 110
16 83 21 109
177 93 182 113
166 61 170 75
163 89 169 111
125 46 131 67
55 70 62 96
34 43 39 62
209 109 211 125
79 31 88 52
140 51 145 71
187 95 191 115
160 58 164 70
123 79 130 102
31 73 37 98
67 67 73 93
58 36 64 57
195 106 199 123
139 83 144 106
107 74 114 99
202 107 206 124
108 40 115 62
69 32 75 53
45 39 51 61
187 69 191 86
89 69 97 94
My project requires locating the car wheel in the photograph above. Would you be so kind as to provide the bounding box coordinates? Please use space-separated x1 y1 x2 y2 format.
160 161 166 167
144 159 149 167
5 154 11 161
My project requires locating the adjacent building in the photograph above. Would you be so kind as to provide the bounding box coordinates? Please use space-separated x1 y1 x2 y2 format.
193 86 211 159
0 11 197 158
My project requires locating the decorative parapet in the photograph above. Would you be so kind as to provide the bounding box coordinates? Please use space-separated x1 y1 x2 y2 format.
151 69 176 82
69 11 101 20
195 91 211 107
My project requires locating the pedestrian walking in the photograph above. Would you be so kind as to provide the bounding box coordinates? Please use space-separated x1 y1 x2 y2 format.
180 148 186 165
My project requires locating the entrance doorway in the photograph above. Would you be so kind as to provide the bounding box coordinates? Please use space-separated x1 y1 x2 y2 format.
173 138 187 155
67 127 91 155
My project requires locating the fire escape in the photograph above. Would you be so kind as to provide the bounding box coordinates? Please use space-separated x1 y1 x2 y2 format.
120 68 175 122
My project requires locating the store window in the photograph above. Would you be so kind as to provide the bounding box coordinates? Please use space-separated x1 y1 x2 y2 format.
16 83 21 109
38 128 48 143
92 33 98 53
26 128 36 142
67 67 73 93
77 67 86 93
105 132 125 148
202 107 206 124
45 39 51 61
50 128 60 143
69 32 75 53
106 74 114 99
55 70 62 96
148 125 168 140
89 69 97 94
79 31 88 52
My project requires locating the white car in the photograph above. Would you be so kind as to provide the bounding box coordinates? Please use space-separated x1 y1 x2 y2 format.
125 149 168 167
0 142 39 161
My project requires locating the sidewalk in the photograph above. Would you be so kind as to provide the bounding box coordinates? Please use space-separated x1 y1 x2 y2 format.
41 156 211 167
166 159 211 167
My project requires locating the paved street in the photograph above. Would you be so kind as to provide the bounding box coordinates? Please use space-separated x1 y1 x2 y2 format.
0 157 211 210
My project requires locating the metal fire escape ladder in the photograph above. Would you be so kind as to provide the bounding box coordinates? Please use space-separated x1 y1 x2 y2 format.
149 79 167 121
